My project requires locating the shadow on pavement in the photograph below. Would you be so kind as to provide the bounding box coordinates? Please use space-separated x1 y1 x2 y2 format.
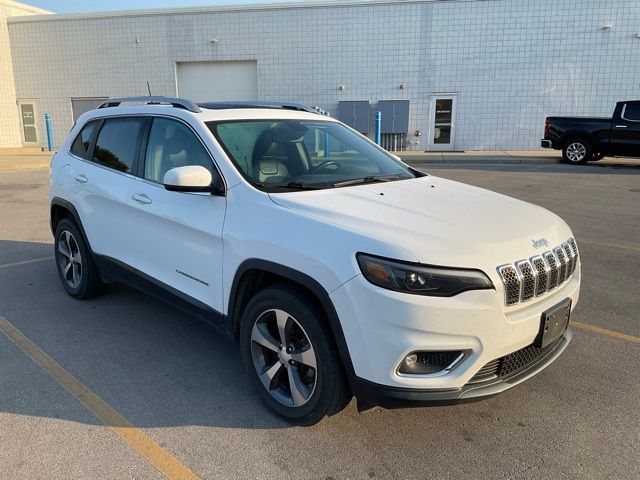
0 240 293 430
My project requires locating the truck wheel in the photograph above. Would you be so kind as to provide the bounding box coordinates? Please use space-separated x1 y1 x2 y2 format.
562 139 591 165
240 284 351 425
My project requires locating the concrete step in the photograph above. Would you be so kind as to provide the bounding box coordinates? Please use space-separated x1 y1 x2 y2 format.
0 147 55 156
395 150 562 165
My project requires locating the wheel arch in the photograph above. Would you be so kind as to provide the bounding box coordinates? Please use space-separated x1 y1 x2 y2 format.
50 198 92 250
560 131 595 148
227 259 357 386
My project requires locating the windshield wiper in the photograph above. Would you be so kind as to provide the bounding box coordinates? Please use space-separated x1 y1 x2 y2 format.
333 175 400 188
256 181 320 190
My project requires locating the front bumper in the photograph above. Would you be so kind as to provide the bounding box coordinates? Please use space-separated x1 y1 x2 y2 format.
330 266 580 396
351 328 572 408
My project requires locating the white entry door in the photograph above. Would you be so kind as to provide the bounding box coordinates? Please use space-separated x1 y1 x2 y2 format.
18 100 38 146
428 95 457 151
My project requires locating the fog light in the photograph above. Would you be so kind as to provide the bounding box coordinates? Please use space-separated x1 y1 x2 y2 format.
398 350 466 375
405 353 418 366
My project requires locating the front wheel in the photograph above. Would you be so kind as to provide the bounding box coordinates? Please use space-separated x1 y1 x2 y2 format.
562 139 591 165
240 284 351 425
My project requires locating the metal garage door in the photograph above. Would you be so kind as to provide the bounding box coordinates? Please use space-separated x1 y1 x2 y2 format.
71 97 107 123
176 61 258 103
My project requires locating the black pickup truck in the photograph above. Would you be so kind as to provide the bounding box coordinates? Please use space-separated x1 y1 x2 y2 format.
541 100 640 164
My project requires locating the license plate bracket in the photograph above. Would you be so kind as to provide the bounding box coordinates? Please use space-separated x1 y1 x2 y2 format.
535 298 572 348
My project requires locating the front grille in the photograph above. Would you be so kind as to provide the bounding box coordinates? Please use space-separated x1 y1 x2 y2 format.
497 238 578 306
468 336 563 384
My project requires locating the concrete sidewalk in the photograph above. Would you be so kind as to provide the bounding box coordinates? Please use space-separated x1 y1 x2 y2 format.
0 151 53 172
0 148 562 172
396 150 562 164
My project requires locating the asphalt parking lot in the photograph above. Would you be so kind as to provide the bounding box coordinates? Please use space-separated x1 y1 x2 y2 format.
1 160 639 479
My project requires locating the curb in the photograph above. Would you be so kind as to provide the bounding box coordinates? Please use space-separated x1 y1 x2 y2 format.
399 156 561 165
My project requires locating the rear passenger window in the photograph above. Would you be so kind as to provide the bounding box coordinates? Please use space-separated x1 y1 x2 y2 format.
624 103 640 121
93 117 144 173
70 121 98 159
143 117 213 183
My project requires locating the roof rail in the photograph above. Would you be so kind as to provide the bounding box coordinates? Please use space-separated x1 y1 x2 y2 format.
97 96 201 113
196 101 318 113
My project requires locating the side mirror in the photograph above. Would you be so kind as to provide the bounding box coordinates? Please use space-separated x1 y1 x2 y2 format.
163 166 224 195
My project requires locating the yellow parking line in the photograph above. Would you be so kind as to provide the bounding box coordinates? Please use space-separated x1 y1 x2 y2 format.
573 320 640 345
577 239 640 253
0 315 199 480
0 256 53 269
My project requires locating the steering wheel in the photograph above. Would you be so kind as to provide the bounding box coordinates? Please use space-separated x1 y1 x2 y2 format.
310 160 339 173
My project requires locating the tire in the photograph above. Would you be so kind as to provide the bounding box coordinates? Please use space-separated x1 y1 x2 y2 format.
239 284 351 425
562 138 592 165
54 218 106 299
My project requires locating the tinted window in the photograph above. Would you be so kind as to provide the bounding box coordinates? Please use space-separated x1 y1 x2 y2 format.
93 117 144 173
144 117 213 183
624 103 640 121
70 121 98 159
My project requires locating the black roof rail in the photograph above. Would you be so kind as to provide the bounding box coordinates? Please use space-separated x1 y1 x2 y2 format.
196 101 318 113
97 96 201 113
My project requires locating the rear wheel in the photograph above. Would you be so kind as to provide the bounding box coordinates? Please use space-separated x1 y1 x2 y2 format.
239 284 351 425
54 219 105 299
562 139 591 165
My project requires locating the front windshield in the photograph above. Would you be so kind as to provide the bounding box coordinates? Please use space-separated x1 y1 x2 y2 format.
206 119 418 190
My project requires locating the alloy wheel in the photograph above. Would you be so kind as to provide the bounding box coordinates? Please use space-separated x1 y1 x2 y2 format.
566 142 587 163
250 308 318 407
57 230 82 289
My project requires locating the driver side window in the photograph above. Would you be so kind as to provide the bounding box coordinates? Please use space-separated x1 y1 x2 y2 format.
144 118 213 184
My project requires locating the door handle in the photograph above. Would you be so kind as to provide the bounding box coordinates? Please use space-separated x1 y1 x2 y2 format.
615 125 628 128
131 193 152 205
73 174 88 184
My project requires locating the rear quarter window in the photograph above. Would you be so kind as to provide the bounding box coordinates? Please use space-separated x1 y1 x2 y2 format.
70 120 98 159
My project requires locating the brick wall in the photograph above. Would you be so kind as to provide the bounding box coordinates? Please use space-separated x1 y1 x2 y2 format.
6 0 640 150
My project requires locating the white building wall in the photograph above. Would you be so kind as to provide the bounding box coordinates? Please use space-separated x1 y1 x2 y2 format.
0 1 49 148
6 0 640 151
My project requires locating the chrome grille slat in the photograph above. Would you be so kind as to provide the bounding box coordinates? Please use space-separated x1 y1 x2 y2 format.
515 260 536 302
498 265 521 306
562 242 575 277
545 251 559 290
497 238 578 307
531 255 549 296
554 247 567 283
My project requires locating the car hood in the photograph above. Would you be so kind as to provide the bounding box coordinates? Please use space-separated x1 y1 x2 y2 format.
268 176 572 273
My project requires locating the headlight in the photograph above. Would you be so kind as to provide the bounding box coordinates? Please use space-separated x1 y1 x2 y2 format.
356 253 494 297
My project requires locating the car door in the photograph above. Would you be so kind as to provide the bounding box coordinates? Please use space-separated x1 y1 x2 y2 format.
609 101 640 156
70 116 145 261
125 116 227 312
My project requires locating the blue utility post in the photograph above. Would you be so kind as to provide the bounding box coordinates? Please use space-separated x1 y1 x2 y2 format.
324 111 331 158
45 113 54 151
375 111 382 146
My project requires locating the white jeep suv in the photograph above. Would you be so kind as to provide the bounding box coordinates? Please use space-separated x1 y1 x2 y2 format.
49 97 580 425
